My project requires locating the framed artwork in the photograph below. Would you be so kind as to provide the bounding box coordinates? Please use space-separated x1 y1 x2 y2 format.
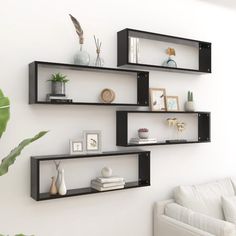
70 140 84 155
166 96 179 111
150 88 166 111
83 130 102 153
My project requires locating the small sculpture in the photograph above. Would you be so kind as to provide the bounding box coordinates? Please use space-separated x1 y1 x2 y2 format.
176 122 186 132
166 118 177 127
54 160 61 190
163 47 177 68
50 176 58 195
101 167 112 178
94 35 104 67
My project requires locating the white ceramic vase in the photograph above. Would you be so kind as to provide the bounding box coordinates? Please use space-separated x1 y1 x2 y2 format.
101 167 113 178
55 169 61 190
58 169 67 196
185 101 195 112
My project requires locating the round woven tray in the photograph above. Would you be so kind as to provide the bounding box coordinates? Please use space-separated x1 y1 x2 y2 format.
100 88 115 103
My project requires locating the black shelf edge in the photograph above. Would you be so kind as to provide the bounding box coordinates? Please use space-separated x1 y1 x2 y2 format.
116 110 210 114
32 61 149 74
31 150 149 161
33 101 147 107
37 181 150 201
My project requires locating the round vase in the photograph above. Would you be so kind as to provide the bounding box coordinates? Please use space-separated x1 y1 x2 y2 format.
74 44 90 65
51 81 65 95
138 131 149 139
101 167 112 178
185 101 195 112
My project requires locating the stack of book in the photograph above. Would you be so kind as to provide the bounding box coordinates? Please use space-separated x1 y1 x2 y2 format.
91 176 125 191
129 137 157 145
46 94 73 103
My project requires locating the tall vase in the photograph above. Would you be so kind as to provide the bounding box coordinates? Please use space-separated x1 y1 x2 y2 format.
74 44 90 65
50 176 58 195
58 169 67 196
55 169 61 190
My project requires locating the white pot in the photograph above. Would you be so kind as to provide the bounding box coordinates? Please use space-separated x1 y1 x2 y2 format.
101 167 113 178
185 101 195 112
138 131 149 139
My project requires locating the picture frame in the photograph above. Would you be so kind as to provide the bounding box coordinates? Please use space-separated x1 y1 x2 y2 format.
166 96 179 111
150 88 166 111
69 140 84 155
83 130 102 153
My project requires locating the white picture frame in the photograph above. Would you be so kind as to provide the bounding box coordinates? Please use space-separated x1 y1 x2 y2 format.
150 88 166 111
83 130 102 153
69 140 84 155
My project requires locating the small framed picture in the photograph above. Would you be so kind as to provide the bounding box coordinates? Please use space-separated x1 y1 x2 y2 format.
166 96 179 111
70 140 84 155
150 88 166 111
83 130 102 153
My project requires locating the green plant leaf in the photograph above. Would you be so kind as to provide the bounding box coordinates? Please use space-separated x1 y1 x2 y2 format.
0 131 48 176
0 89 10 138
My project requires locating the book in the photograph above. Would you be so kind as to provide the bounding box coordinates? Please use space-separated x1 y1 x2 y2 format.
91 183 125 192
91 179 125 188
96 176 124 183
129 137 157 144
50 99 73 103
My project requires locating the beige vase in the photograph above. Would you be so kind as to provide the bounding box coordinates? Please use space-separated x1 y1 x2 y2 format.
50 176 58 195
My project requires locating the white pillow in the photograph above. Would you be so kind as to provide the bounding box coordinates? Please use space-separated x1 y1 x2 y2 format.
222 196 236 224
165 203 236 236
174 178 235 219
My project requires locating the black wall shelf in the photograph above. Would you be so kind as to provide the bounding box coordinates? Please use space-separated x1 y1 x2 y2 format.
31 150 150 201
29 61 149 106
117 28 211 74
116 111 211 147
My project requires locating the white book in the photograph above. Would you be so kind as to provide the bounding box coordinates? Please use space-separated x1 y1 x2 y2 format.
91 179 125 188
133 38 137 63
96 176 124 183
91 183 125 192
130 138 157 142
136 38 140 63
129 138 157 144
129 37 133 63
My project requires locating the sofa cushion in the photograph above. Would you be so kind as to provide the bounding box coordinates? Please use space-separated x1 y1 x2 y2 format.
222 196 236 224
174 178 235 219
165 203 236 236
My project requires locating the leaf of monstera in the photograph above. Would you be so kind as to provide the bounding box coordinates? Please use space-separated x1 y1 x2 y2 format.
0 89 10 138
0 131 48 176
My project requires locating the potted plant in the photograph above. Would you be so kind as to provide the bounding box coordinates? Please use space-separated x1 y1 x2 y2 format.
185 91 195 112
138 128 149 139
48 73 69 95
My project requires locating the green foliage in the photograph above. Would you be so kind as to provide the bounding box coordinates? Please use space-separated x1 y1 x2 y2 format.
187 91 193 102
48 73 69 83
0 89 10 137
0 131 48 176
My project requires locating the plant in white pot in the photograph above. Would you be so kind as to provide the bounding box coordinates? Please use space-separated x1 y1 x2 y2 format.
48 73 69 96
0 89 47 236
185 91 195 112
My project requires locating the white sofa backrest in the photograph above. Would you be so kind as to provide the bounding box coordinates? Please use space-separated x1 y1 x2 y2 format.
174 178 235 220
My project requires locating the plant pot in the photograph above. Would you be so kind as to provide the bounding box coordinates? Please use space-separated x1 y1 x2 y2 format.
185 101 195 112
138 131 149 139
51 81 65 95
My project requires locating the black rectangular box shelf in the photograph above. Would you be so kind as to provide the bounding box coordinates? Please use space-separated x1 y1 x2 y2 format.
116 111 211 147
29 61 149 107
117 28 211 74
31 150 150 201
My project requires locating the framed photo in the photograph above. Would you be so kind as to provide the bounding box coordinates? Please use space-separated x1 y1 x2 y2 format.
166 96 179 111
70 140 84 155
83 130 102 153
150 88 166 111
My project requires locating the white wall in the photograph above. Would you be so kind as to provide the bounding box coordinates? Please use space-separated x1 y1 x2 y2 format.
0 0 236 235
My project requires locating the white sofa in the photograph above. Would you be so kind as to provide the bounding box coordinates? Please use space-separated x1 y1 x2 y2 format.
154 178 236 236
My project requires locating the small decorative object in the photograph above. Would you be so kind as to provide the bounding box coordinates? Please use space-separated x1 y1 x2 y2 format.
176 122 186 132
163 47 177 68
54 160 61 190
101 167 113 178
47 73 69 95
58 168 67 196
138 128 149 139
100 88 115 103
93 35 104 67
83 130 102 153
150 88 166 111
166 96 179 111
49 176 58 195
69 14 90 65
166 118 177 127
70 140 84 155
185 91 195 112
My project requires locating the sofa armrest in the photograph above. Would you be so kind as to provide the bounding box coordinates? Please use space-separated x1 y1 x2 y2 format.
156 214 215 236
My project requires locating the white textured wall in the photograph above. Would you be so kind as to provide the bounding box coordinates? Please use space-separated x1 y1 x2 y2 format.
0 0 236 235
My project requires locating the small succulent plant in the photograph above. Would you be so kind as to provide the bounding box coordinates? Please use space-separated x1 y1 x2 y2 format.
48 73 69 83
138 128 149 132
187 91 193 102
